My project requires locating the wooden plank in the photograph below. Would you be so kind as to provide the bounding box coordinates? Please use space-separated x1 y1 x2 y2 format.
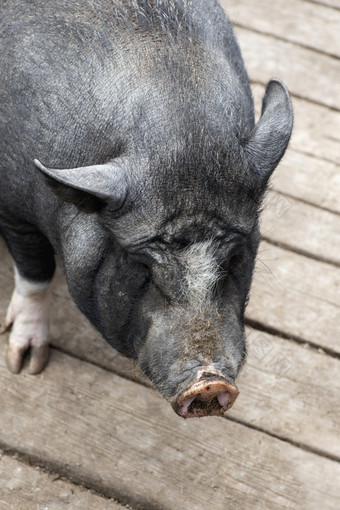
262 190 340 265
234 26 340 110
247 241 340 353
1 239 339 459
235 328 340 458
271 149 340 214
0 346 339 510
222 0 340 57
287 103 340 166
0 452 127 510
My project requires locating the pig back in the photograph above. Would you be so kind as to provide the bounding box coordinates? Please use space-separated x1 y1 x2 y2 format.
0 0 253 223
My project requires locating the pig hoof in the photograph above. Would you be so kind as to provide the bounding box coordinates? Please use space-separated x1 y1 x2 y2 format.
6 343 27 374
0 320 13 334
6 341 50 375
29 344 50 374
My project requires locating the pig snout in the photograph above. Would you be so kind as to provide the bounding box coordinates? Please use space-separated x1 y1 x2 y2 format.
172 373 239 419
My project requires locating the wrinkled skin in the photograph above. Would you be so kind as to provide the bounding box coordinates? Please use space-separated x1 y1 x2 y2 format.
0 0 293 417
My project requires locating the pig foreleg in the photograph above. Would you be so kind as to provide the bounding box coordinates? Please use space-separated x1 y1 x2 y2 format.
1 268 51 374
0 223 55 374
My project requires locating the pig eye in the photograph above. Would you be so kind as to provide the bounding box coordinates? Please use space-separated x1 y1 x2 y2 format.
126 254 151 286
222 250 244 274
136 263 151 290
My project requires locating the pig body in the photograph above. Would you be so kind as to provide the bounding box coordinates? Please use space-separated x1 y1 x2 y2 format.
0 0 293 417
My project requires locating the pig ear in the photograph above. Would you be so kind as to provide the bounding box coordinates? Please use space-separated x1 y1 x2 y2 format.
34 159 127 206
244 79 293 183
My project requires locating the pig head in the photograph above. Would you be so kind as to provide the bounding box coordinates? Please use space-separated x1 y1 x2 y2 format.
35 79 292 418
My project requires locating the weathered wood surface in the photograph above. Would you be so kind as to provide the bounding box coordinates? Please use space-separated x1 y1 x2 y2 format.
262 190 340 265
0 345 339 510
0 452 128 510
306 0 340 9
225 0 340 56
224 0 340 110
234 27 340 110
0 0 339 508
247 241 340 353
270 151 340 214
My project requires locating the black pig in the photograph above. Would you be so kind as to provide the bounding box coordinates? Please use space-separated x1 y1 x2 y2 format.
0 0 293 418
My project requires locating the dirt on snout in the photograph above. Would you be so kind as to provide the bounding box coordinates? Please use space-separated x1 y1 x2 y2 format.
180 317 225 360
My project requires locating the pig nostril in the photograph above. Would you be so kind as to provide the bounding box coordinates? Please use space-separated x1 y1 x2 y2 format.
187 393 225 416
176 379 239 418
180 396 196 416
179 391 232 418
217 392 230 408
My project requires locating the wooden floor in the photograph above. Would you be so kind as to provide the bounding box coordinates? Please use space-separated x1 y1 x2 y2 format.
1 1 339 508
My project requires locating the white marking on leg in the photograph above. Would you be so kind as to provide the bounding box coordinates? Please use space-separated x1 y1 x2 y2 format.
13 266 50 297
3 267 52 373
7 267 51 347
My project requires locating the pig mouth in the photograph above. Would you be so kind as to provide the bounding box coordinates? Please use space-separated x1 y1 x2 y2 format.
172 377 239 419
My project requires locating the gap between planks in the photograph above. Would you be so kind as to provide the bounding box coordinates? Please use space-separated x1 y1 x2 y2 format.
225 415 340 464
244 318 340 360
232 23 340 61
304 0 340 11
0 346 339 510
44 335 340 464
224 0 340 58
268 188 340 217
262 190 340 267
0 449 132 510
261 236 340 269
233 27 340 111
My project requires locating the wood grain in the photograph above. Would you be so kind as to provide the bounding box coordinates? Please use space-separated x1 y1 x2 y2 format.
0 452 128 510
235 27 340 109
262 190 340 265
270 150 340 214
0 2 339 506
223 0 340 56
0 346 339 510
304 0 340 10
247 241 340 353
235 327 340 458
